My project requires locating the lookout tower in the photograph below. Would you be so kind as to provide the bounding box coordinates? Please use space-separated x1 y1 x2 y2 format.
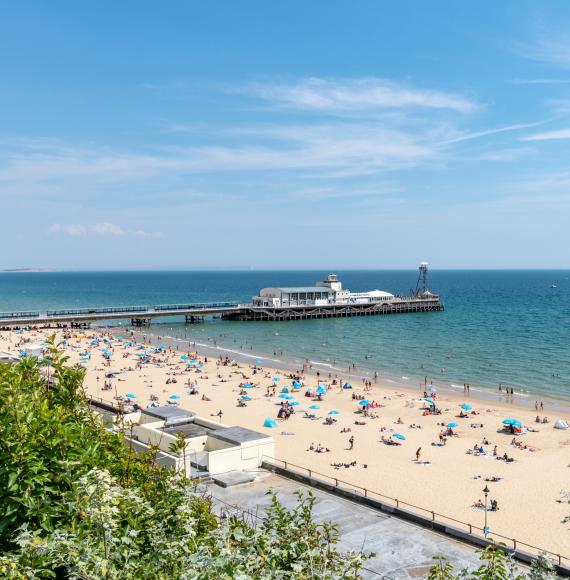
418 262 430 295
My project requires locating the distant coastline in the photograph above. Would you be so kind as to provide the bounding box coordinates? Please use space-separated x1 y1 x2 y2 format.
1 268 56 273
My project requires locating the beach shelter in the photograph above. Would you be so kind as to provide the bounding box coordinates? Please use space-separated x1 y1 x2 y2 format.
343 383 352 389
554 419 569 429
281 387 291 393
316 385 327 395
461 404 472 410
392 433 406 441
169 394 181 400
328 410 340 415
358 400 371 406
126 393 137 399
309 404 320 410
292 381 301 389
263 418 278 428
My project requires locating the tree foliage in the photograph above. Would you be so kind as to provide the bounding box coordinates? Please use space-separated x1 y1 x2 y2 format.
0 340 366 578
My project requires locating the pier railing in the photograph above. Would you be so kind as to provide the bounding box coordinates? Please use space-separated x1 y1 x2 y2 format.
261 456 570 572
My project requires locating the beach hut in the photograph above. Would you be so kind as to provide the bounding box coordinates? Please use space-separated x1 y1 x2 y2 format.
263 418 278 428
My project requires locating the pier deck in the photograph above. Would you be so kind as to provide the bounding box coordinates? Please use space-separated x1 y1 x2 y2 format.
0 297 443 328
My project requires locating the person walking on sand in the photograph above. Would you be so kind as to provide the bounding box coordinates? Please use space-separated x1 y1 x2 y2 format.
348 435 355 450
415 447 421 462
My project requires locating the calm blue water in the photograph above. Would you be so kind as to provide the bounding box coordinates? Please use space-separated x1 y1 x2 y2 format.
0 270 568 400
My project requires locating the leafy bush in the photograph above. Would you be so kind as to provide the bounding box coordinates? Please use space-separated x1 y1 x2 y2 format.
0 341 366 578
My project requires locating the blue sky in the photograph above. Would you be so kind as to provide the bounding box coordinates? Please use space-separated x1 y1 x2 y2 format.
1 1 570 269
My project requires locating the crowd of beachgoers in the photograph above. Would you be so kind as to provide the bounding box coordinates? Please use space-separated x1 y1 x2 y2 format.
1 326 569 558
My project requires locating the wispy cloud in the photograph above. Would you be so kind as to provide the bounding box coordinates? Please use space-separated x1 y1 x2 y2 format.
48 222 163 238
510 78 570 85
245 77 477 113
514 35 570 68
522 128 570 141
441 122 544 144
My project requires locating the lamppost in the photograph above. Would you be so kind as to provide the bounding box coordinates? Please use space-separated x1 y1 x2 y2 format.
96 376 100 400
483 485 490 536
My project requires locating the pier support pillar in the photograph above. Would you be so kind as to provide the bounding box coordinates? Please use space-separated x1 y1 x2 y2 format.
185 315 203 324
131 318 151 327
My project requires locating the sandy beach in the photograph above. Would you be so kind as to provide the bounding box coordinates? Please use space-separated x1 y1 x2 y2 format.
3 326 570 559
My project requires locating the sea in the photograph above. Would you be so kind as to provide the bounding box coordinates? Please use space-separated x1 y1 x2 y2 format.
1 270 568 404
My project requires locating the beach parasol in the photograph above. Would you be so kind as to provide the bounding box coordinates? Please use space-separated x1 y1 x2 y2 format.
278 394 294 400
125 393 137 399
309 405 320 410
241 395 252 400
263 418 278 428
428 386 438 392
316 385 327 395
289 401 300 406
169 394 181 399
242 384 253 389
502 419 522 427
272 377 281 382
255 359 263 365
281 387 290 393
447 422 458 428
328 410 340 415
358 400 371 406
392 433 406 440
461 404 472 410
423 397 435 404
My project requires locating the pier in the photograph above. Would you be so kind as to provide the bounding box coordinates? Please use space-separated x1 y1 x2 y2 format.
0 296 443 328
0 265 444 328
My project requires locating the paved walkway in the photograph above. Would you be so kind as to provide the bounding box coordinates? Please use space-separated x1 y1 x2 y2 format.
203 471 501 579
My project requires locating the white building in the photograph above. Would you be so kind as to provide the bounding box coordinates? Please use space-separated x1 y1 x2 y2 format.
251 274 394 308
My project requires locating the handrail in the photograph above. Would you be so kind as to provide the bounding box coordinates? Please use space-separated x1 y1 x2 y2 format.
261 456 569 568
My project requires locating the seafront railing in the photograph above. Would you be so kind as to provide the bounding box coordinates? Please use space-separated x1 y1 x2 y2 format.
261 456 570 572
